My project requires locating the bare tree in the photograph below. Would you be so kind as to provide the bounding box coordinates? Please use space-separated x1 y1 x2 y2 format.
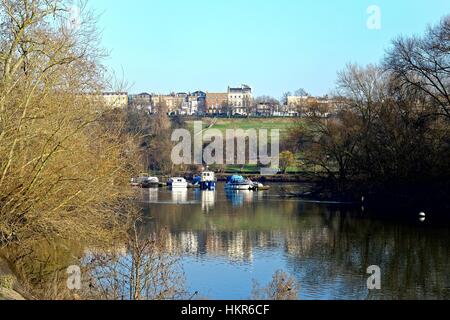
251 270 300 300
85 210 187 301
385 15 450 118
0 0 140 246
281 92 292 106
294 88 309 97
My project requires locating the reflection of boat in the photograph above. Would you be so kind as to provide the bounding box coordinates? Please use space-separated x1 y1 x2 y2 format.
167 177 188 189
225 175 253 190
200 171 217 190
148 187 159 203
172 189 188 203
226 190 252 207
201 190 216 212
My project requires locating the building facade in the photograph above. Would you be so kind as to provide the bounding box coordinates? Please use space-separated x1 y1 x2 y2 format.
228 84 253 116
129 92 152 112
205 92 228 115
101 92 129 109
151 93 185 114
255 103 274 117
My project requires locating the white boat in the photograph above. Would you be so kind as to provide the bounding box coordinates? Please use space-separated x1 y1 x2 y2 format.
131 174 159 188
225 175 253 190
141 176 160 188
167 177 188 189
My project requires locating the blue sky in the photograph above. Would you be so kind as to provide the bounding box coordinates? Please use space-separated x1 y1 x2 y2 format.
90 0 450 98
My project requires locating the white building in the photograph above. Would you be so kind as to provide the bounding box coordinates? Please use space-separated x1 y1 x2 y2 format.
227 84 253 116
101 92 129 109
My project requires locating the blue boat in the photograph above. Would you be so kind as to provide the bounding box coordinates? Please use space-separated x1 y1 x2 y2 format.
200 171 217 190
225 175 253 190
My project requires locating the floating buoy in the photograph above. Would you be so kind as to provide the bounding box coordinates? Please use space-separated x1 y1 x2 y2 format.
419 212 426 222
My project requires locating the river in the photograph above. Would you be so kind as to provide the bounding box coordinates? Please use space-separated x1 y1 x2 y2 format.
138 183 450 300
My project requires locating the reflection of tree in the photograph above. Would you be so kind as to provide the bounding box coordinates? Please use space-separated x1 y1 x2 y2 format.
0 240 86 299
142 198 450 299
283 209 450 300
85 228 186 300
4 201 449 300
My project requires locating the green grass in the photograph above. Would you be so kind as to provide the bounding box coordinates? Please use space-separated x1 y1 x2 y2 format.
225 164 260 173
212 118 295 131
186 118 300 141
184 118 311 174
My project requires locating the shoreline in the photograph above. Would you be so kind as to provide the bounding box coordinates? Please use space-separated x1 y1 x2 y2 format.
150 173 450 217
157 172 318 183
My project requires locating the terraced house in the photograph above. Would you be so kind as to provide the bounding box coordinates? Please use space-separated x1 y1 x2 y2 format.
205 92 228 115
228 84 253 116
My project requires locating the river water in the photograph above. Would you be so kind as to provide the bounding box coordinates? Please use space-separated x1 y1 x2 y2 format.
139 183 450 300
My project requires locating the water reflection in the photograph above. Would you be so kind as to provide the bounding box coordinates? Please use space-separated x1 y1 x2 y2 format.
172 189 188 203
225 190 254 207
148 187 159 203
2 184 449 300
201 191 215 213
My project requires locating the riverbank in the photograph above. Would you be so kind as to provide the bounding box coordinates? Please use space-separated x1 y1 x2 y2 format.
157 173 318 183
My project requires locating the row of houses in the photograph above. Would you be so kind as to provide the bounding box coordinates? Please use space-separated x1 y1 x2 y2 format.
99 85 341 117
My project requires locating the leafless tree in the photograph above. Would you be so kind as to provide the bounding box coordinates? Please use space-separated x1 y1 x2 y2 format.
385 15 450 118
0 0 140 246
251 270 300 300
85 211 188 301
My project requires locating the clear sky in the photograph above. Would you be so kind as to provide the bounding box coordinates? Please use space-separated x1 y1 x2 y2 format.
90 0 450 98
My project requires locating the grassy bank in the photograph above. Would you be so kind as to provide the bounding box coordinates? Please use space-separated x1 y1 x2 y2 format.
183 118 307 173
186 118 300 141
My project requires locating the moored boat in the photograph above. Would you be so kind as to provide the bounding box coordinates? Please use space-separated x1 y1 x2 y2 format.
200 171 217 190
141 176 160 188
225 175 253 190
131 174 160 188
130 177 140 187
250 182 270 191
167 177 188 189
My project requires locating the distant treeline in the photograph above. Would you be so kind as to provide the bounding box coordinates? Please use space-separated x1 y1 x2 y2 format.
287 16 450 207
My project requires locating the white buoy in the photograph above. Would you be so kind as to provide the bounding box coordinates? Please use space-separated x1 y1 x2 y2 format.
419 212 426 222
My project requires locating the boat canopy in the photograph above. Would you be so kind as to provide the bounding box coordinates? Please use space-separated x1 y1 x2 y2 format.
193 176 202 184
227 175 246 183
